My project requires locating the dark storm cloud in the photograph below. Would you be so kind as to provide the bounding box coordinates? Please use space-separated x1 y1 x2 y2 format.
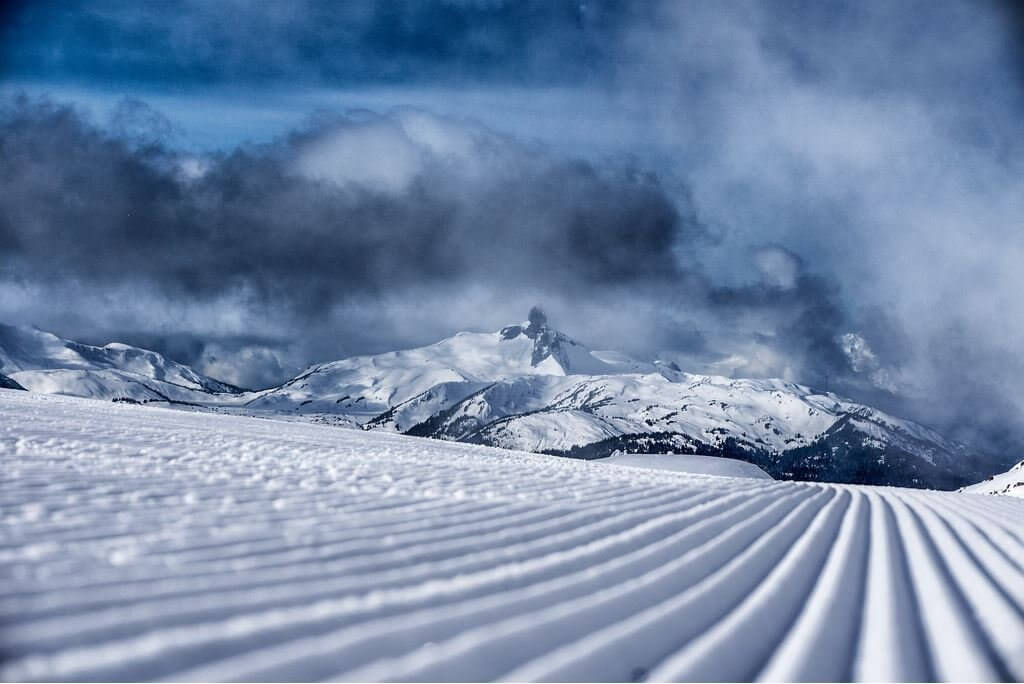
0 0 637 86
995 0 1024 90
0 96 715 382
0 94 862 392
0 97 689 304
707 273 849 388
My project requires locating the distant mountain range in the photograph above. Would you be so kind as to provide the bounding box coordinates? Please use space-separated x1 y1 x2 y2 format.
0 311 1013 490
0 323 244 403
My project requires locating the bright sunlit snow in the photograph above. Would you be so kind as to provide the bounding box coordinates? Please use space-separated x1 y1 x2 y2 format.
1 389 1023 681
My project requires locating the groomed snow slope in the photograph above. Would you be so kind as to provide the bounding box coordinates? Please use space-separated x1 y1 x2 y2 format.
598 453 773 479
1 390 1023 682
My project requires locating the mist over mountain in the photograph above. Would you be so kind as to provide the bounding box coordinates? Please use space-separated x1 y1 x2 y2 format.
1 0 1024 461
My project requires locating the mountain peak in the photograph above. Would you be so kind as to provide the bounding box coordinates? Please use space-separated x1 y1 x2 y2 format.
497 306 572 368
500 306 550 339
526 305 547 334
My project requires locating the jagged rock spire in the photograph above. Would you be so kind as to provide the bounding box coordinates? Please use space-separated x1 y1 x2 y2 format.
497 306 572 369
527 306 547 330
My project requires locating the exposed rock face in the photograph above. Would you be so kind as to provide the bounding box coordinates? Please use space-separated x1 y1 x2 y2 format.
498 306 577 369
0 372 25 390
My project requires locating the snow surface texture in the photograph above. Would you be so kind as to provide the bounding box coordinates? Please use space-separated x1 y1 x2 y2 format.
2 390 1024 682
598 453 773 479
964 459 1024 498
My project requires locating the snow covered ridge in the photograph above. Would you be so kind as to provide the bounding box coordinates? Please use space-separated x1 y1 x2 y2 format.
0 323 245 402
244 308 655 416
0 315 1012 489
963 460 1024 498
1 390 1022 681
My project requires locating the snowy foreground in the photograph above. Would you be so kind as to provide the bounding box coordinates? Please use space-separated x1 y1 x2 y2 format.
2 391 1024 682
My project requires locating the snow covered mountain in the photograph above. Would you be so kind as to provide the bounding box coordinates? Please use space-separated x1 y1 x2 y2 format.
245 308 993 489
0 313 1006 489
963 459 1024 498
0 323 244 402
397 372 983 488
245 307 653 417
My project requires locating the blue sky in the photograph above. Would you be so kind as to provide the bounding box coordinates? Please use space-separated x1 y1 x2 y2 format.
2 0 1024 452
